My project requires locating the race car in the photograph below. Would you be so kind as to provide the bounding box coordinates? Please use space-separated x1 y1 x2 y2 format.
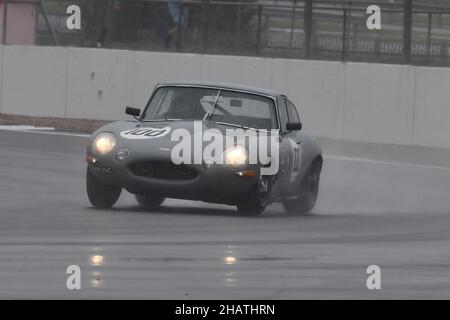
86 81 323 216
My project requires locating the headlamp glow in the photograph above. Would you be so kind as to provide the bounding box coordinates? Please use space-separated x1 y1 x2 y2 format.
225 145 247 165
92 132 116 155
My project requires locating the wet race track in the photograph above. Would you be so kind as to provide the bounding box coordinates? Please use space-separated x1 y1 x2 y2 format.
1 129 450 299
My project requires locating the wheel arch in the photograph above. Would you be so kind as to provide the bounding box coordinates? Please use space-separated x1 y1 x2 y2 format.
299 133 323 175
311 154 323 172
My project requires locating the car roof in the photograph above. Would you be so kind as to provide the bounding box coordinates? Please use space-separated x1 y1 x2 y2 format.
157 81 280 98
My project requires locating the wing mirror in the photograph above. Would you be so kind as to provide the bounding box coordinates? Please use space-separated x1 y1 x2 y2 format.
286 122 302 131
125 106 141 117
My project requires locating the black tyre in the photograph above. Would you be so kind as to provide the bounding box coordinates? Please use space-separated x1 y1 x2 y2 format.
282 160 321 215
236 184 266 216
135 194 165 209
86 167 121 208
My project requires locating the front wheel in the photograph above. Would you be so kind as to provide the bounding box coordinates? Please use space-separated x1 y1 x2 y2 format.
236 184 266 216
135 194 165 209
282 161 321 215
86 167 122 208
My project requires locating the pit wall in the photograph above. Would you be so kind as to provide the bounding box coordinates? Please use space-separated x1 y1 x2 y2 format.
0 45 449 149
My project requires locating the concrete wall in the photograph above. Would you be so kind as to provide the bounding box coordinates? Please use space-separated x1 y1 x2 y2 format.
66 48 134 119
271 59 346 140
0 45 449 149
342 63 416 145
1 46 67 117
413 67 450 149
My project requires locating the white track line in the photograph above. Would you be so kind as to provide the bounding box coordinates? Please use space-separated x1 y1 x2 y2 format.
20 130 90 138
325 154 450 171
1 126 449 171
0 125 55 131
0 126 90 138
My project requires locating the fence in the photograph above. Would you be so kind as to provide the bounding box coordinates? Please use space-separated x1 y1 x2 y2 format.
3 0 450 66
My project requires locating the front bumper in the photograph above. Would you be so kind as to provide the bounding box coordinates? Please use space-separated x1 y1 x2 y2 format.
87 152 259 205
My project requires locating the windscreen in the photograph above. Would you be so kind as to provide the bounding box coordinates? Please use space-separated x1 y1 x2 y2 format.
144 86 278 129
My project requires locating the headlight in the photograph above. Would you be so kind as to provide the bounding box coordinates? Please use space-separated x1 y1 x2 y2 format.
92 132 116 155
225 145 247 165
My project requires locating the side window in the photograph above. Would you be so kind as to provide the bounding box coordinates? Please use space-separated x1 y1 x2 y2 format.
277 98 289 132
287 101 301 123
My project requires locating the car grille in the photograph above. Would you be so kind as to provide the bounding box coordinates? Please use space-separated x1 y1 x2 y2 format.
130 161 198 180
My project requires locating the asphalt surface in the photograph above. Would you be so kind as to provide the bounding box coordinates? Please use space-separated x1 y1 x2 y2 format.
1 129 450 299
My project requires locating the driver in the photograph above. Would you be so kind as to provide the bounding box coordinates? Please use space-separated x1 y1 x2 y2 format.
166 91 206 120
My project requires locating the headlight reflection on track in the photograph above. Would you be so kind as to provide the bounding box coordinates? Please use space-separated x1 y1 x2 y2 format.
224 256 237 265
90 255 104 266
224 246 238 286
91 272 103 288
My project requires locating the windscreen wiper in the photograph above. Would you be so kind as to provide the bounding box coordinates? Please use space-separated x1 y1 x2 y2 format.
142 118 182 122
214 121 250 129
214 121 273 133
203 90 221 121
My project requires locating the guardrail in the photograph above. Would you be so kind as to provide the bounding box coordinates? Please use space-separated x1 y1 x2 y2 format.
26 0 450 66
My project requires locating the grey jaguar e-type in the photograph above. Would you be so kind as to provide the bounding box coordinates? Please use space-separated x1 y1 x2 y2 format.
86 81 322 216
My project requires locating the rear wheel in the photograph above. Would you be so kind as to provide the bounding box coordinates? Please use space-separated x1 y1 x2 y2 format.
236 184 266 216
86 167 121 208
282 160 321 215
135 194 165 209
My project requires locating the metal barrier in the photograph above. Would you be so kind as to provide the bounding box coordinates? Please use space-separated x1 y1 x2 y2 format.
2 0 450 66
